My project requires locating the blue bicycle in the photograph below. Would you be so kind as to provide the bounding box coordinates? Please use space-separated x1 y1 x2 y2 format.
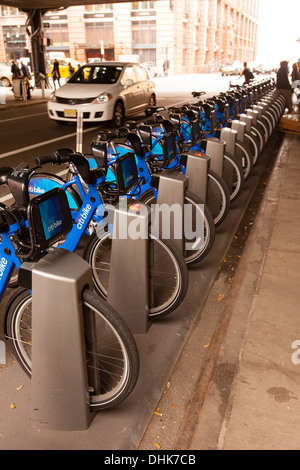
28 147 189 319
0 166 139 410
119 119 230 227
89 129 216 266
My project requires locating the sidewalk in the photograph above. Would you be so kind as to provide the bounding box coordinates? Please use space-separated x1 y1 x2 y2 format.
215 131 300 450
168 130 300 450
0 81 59 111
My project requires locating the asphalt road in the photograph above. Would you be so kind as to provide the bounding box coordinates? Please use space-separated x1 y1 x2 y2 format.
0 72 282 449
0 73 236 194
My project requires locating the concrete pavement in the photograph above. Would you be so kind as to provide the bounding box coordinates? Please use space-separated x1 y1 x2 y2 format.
139 129 300 450
1 84 300 450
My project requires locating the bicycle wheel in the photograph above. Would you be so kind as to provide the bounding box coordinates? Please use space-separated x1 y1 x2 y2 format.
207 169 231 227
84 230 189 319
138 189 215 266
244 131 260 166
235 141 253 181
223 153 244 202
5 287 139 410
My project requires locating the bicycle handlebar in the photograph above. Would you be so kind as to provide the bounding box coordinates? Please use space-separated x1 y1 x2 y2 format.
35 155 58 166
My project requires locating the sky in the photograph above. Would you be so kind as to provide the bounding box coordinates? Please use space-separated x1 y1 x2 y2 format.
256 0 300 66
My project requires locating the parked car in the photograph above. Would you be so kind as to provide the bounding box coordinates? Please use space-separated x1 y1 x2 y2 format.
0 61 12 87
47 62 156 126
220 61 242 76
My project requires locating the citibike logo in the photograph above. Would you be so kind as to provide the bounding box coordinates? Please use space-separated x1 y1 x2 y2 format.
76 204 92 230
96 197 205 250
28 185 45 195
48 219 63 233
0 257 8 278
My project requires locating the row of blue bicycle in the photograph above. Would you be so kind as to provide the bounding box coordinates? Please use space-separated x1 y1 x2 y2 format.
0 76 286 411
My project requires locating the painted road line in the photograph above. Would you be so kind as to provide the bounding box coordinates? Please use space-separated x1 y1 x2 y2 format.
0 127 99 159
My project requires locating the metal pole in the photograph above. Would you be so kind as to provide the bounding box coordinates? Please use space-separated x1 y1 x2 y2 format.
21 79 27 101
76 112 83 153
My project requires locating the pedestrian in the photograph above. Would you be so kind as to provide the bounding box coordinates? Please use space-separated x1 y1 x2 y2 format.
291 63 300 82
276 60 294 114
52 59 61 89
68 62 75 78
20 61 32 99
11 60 21 78
239 62 255 84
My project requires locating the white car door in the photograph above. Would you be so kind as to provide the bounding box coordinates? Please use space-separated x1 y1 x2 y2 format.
133 65 149 109
120 65 140 112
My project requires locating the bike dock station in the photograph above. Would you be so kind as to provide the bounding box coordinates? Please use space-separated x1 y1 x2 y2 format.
0 78 298 450
107 199 151 334
20 248 96 431
154 170 188 254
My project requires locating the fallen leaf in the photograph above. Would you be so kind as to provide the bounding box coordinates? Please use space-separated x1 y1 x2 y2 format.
10 403 16 409
216 294 225 302
155 443 161 448
203 343 210 348
170 403 177 408
16 385 23 391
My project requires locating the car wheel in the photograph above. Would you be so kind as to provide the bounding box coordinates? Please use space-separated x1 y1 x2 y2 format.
113 101 125 127
145 94 156 116
1 77 11 87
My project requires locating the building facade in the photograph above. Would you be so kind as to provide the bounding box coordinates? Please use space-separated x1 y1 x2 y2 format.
0 0 259 75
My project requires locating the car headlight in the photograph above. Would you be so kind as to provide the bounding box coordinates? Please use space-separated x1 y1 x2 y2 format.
92 93 113 104
49 93 57 103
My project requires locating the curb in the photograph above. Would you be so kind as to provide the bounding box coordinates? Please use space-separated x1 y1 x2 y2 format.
180 134 288 449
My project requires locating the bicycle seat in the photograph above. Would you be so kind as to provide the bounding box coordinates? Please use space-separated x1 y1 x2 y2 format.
145 106 165 115
191 91 206 98
126 121 138 131
126 132 145 158
0 166 13 185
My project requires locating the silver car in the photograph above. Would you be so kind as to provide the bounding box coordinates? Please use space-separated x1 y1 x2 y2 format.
0 61 12 87
47 61 156 126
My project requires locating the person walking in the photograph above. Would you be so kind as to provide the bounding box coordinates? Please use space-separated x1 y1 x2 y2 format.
68 62 75 79
291 63 300 83
239 62 254 84
52 59 61 89
20 61 32 99
276 60 294 114
11 60 21 78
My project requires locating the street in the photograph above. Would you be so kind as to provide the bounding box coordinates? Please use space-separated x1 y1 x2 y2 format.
0 73 236 207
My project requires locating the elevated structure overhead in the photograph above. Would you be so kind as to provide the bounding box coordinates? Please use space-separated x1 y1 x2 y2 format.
0 0 135 8
0 1 141 87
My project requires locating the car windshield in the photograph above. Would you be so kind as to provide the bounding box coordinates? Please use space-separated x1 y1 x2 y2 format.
68 65 123 84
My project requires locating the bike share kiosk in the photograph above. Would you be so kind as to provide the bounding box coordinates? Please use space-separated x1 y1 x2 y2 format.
216 126 237 193
104 152 152 334
7 169 96 430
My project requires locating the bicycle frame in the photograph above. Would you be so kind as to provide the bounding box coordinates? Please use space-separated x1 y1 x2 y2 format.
0 222 23 303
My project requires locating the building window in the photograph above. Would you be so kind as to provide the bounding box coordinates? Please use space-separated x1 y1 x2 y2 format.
0 6 21 16
132 1 155 10
44 23 69 45
85 4 113 12
85 22 114 47
3 25 26 48
132 20 156 45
